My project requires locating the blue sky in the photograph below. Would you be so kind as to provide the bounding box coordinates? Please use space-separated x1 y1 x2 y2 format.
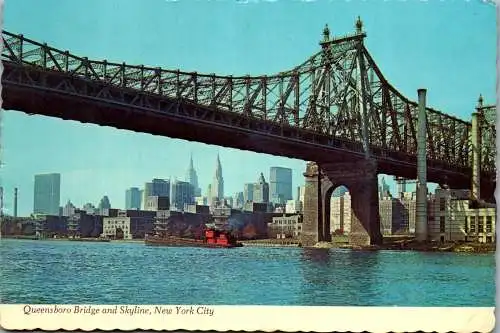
1 0 496 216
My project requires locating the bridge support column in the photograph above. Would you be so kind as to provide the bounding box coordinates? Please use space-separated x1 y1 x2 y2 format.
320 160 382 246
301 162 322 247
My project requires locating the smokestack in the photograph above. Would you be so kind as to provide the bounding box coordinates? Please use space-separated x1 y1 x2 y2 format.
471 95 483 202
14 188 18 218
415 89 428 242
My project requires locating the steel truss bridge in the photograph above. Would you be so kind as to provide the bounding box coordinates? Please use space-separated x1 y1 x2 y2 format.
1 19 496 192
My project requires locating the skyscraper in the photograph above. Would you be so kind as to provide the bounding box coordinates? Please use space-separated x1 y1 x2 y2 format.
253 173 269 203
211 154 224 202
269 167 292 204
170 180 195 211
243 183 254 203
185 154 201 196
143 179 170 209
125 187 142 210
33 173 61 215
206 184 213 206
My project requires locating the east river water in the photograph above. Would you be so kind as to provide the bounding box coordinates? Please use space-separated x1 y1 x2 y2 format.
0 239 495 306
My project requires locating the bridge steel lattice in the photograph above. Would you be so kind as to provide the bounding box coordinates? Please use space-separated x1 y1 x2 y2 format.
1 18 496 245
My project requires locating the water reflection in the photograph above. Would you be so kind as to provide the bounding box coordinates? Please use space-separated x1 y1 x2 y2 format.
299 249 382 305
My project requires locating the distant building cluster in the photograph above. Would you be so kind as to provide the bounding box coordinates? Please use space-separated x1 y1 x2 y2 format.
2 159 495 245
2 159 302 241
330 180 496 244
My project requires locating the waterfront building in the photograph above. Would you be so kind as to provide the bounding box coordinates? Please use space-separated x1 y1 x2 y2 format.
253 173 269 204
102 211 132 239
67 214 80 237
125 187 142 210
269 167 293 205
170 180 195 211
185 155 202 197
143 179 170 209
211 154 224 202
429 188 496 243
144 196 170 211
243 183 254 203
62 200 76 217
33 173 61 215
330 192 352 235
102 209 156 239
268 214 302 238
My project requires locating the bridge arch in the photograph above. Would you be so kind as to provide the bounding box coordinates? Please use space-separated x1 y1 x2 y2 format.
325 185 351 240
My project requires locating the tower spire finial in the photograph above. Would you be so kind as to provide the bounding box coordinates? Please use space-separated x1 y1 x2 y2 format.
322 24 330 43
355 16 363 33
477 94 484 108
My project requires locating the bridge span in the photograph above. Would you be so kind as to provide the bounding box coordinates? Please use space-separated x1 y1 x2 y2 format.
1 18 496 245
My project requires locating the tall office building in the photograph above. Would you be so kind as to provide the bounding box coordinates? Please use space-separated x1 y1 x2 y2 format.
98 195 111 209
206 184 213 206
185 154 201 196
379 177 390 198
211 154 224 201
243 183 254 203
143 179 170 209
125 187 142 210
269 167 293 204
253 173 269 204
33 173 61 215
170 180 195 211
62 200 76 217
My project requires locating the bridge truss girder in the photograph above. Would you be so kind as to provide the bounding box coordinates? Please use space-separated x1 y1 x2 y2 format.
1 28 496 179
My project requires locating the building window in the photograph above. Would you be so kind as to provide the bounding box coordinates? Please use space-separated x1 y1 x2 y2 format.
439 216 445 233
464 218 468 233
439 198 446 211
478 216 484 233
486 216 492 233
470 217 476 233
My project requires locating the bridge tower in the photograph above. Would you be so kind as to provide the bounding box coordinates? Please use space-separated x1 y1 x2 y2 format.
301 18 383 247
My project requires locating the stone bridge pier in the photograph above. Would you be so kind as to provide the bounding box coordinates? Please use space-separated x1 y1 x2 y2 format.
301 160 383 247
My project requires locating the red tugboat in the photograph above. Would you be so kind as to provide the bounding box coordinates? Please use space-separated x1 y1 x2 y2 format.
145 227 243 248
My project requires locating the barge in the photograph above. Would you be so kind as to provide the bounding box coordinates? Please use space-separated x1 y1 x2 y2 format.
145 228 243 248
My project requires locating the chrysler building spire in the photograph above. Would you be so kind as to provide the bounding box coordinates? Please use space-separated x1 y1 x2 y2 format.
211 153 224 202
185 153 201 196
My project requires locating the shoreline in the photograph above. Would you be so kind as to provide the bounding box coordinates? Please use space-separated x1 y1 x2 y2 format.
1 236 495 253
311 241 496 254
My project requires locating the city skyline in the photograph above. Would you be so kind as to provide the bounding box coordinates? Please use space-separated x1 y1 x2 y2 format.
4 155 307 216
2 1 494 216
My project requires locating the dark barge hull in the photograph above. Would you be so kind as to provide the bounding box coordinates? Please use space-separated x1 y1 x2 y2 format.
145 237 243 248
